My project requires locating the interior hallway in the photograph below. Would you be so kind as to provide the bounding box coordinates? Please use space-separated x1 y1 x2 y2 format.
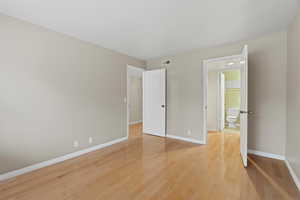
0 123 299 200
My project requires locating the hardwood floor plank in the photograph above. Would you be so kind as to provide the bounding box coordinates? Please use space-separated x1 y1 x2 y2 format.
0 123 299 200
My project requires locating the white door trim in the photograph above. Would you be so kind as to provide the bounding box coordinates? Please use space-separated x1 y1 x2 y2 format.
127 65 145 139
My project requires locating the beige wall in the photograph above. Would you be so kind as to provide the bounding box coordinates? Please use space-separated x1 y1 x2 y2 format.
207 71 218 131
129 76 143 123
286 11 300 182
146 31 287 155
0 14 145 174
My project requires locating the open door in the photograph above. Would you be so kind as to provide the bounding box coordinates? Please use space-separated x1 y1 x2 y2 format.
143 69 166 137
218 72 225 131
240 45 248 167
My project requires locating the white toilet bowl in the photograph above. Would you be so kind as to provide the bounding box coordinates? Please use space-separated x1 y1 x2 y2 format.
226 108 239 128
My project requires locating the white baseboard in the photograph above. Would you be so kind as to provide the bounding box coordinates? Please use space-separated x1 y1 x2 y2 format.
248 149 285 160
207 129 218 132
166 134 205 144
247 149 300 191
285 159 300 191
0 137 127 181
143 131 165 137
129 120 142 125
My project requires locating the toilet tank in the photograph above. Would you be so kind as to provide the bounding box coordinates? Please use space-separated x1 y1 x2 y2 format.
227 108 240 117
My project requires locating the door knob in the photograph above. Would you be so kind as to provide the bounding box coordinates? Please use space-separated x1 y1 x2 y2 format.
161 105 165 108
240 110 253 114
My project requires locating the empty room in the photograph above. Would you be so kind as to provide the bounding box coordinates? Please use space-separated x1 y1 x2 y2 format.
0 0 300 199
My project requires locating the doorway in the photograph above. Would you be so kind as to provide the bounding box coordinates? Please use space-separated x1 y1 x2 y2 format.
220 70 241 134
207 69 241 134
203 45 248 166
127 65 145 138
127 66 167 139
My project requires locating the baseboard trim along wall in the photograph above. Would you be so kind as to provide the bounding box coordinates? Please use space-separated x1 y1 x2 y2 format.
0 137 128 181
248 149 285 160
248 149 300 191
285 159 300 191
129 120 143 125
166 134 205 144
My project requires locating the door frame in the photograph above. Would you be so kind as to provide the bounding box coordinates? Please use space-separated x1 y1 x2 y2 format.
127 65 145 139
202 54 244 144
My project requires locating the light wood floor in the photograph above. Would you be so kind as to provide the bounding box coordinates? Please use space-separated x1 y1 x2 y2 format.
1 123 299 200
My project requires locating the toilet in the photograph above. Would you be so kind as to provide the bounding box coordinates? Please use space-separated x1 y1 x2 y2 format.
226 108 240 128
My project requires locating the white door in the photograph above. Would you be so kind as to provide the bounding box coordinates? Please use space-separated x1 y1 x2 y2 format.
143 69 166 137
219 72 225 131
240 45 248 167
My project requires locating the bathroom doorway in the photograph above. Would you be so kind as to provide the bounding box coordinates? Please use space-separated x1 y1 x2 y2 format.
207 68 241 134
219 70 241 134
203 45 249 166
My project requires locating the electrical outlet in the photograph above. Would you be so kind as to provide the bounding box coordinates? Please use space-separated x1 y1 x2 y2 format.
187 130 192 135
89 137 93 144
73 141 79 148
123 97 127 103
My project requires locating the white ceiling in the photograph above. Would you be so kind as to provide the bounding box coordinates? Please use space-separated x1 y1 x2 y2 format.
0 0 299 60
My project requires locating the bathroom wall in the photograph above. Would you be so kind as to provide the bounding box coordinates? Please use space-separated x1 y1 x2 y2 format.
224 70 240 81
